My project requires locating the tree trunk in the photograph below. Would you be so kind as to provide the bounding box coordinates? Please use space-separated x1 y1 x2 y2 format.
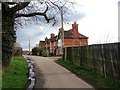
2 5 16 67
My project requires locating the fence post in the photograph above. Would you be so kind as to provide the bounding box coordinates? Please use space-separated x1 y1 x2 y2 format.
102 44 106 78
117 43 120 82
64 47 67 60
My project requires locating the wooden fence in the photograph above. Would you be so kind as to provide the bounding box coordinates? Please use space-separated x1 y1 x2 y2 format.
63 43 120 82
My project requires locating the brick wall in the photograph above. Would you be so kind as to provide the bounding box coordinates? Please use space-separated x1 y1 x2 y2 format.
64 38 88 47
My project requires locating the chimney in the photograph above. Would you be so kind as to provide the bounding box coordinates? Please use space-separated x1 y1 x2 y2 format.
50 33 55 38
72 22 78 38
45 37 48 41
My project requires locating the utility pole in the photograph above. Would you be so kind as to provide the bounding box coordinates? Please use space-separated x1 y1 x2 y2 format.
60 6 64 55
29 38 30 55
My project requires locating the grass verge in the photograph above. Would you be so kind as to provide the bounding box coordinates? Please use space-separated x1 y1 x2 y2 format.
56 58 120 89
2 57 28 88
0 67 2 89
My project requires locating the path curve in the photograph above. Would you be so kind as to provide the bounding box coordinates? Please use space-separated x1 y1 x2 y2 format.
26 55 95 89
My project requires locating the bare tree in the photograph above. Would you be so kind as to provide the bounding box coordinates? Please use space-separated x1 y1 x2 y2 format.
2 0 77 67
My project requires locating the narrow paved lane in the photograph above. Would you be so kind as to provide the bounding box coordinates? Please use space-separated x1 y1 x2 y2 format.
26 55 95 89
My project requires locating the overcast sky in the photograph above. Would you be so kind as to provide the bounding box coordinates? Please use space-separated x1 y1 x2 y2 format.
16 0 119 50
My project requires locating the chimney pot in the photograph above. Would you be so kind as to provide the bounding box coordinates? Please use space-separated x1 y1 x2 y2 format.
51 33 55 38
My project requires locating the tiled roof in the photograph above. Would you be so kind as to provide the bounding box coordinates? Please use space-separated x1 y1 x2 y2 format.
40 41 45 42
64 30 72 38
64 29 88 39
51 36 58 42
45 35 58 43
78 33 88 39
45 29 88 43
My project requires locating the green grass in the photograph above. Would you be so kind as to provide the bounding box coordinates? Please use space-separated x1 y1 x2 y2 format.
0 77 1 90
56 58 120 89
2 57 28 88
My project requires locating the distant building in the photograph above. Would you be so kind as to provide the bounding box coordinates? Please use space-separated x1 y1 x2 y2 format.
13 43 22 56
39 22 88 56
23 50 30 55
44 34 59 55
39 41 45 49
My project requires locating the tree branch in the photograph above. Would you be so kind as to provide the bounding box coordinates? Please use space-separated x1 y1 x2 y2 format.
11 2 30 12
15 12 54 23
8 2 17 5
44 3 49 13
15 12 45 18
48 0 60 10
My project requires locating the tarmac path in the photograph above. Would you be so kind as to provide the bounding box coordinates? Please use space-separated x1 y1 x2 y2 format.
26 55 95 89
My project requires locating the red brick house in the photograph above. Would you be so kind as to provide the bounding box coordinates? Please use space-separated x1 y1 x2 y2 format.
39 41 45 49
39 22 88 56
44 34 60 55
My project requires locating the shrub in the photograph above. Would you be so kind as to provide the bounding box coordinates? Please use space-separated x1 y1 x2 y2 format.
42 49 49 57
